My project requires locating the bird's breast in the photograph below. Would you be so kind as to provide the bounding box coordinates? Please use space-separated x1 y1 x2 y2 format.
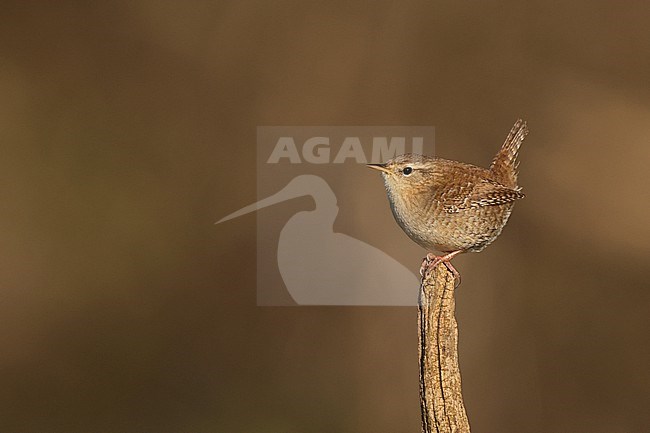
386 188 512 253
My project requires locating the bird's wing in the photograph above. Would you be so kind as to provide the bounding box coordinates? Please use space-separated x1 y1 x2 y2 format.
443 179 524 213
468 180 525 208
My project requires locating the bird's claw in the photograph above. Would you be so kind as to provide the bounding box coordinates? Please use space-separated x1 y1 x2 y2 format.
419 253 462 288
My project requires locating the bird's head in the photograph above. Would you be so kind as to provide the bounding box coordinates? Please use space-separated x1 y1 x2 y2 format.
367 154 438 197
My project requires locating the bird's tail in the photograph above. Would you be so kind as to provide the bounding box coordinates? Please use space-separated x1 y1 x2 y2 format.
490 119 528 188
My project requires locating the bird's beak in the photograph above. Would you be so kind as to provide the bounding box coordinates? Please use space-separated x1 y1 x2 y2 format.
366 163 390 174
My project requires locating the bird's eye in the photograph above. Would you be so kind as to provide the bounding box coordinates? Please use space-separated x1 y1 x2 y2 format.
402 166 413 176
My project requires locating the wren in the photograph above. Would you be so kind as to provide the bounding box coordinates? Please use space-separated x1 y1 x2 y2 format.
367 119 528 283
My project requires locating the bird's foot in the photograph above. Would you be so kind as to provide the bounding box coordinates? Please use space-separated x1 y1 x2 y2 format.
419 251 463 287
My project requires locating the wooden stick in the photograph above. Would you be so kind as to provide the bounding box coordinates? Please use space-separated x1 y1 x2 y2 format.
418 263 471 433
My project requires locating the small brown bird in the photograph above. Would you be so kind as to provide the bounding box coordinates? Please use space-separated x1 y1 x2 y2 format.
367 119 529 283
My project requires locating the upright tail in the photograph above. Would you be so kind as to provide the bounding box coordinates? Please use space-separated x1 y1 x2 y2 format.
490 119 529 188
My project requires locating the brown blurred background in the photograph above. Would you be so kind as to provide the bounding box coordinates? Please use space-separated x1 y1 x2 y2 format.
1 1 649 432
